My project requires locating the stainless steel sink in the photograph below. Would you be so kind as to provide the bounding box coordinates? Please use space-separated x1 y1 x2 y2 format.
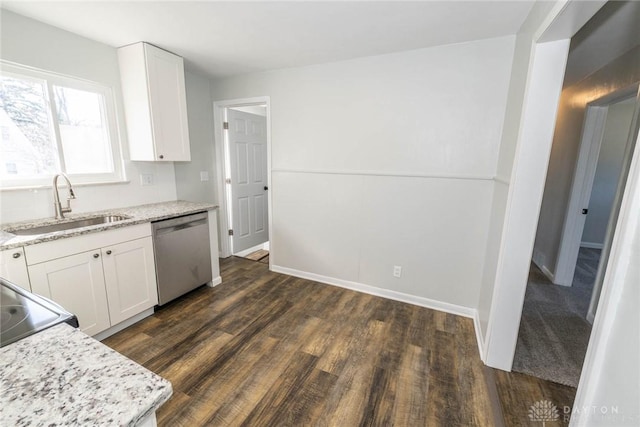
7 215 130 236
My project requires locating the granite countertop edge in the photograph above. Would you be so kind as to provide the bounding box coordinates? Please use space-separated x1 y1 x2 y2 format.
0 323 173 427
0 200 218 250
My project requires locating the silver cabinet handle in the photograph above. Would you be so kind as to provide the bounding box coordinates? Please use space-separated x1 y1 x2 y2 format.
12 252 21 259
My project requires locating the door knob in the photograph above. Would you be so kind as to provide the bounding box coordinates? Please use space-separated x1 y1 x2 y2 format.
264 186 269 191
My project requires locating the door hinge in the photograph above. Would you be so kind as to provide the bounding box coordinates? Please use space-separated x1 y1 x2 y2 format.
225 178 232 184
223 121 229 130
582 208 589 214
228 229 234 236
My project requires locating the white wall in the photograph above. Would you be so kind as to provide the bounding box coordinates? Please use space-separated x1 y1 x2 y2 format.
210 36 516 310
572 129 640 426
0 10 177 224
582 100 636 246
173 71 217 204
534 46 640 274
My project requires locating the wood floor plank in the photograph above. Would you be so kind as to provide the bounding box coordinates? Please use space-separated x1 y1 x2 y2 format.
392 343 429 426
103 256 576 427
238 351 320 426
493 370 576 426
243 249 269 261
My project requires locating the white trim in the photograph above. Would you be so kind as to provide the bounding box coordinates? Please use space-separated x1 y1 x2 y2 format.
532 250 557 283
0 179 131 192
555 106 608 286
572 114 640 427
234 242 267 258
586 88 640 334
473 311 486 363
484 38 572 371
493 176 510 186
213 97 272 261
580 241 604 250
270 264 484 358
207 276 222 288
273 168 494 181
0 61 125 187
585 310 595 325
93 307 154 341
271 265 476 318
541 265 556 283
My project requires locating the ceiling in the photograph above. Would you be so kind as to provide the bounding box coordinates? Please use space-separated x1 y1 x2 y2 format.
1 1 535 79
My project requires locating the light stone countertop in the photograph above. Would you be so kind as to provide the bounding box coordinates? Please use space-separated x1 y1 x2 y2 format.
0 323 172 426
0 200 218 250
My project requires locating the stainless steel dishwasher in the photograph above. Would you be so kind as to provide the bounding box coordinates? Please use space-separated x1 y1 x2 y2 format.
152 212 212 305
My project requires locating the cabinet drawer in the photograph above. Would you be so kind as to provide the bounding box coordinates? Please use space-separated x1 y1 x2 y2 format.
25 223 151 265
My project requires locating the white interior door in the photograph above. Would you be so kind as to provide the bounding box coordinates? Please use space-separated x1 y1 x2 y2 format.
227 108 268 253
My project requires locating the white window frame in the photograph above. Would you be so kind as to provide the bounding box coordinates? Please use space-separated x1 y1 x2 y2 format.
0 61 125 188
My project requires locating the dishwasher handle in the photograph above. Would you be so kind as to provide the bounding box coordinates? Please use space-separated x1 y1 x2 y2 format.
154 217 208 235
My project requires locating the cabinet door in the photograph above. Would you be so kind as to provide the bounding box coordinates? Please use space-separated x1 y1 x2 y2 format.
145 44 191 161
102 237 158 325
0 248 31 291
29 250 110 336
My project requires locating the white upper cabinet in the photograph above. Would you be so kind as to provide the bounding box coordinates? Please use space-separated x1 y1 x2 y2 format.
118 42 191 161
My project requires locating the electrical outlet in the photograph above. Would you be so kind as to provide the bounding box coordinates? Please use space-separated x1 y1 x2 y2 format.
200 171 209 182
393 265 402 278
140 173 154 186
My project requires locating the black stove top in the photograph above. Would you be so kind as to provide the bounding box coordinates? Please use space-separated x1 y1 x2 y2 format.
0 278 78 347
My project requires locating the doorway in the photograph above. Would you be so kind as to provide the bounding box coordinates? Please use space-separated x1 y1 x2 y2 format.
213 97 272 265
513 89 639 387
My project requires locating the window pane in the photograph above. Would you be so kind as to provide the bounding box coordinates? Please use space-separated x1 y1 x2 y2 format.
0 75 59 179
54 86 114 175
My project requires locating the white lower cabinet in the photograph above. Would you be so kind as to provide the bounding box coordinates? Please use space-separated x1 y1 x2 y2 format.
25 224 158 337
29 250 111 336
102 237 157 325
0 248 31 291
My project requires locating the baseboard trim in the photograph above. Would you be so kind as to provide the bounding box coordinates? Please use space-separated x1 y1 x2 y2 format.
94 308 155 341
531 249 544 270
473 311 486 362
580 241 604 249
271 264 485 357
271 265 476 318
234 243 268 258
540 265 557 283
207 276 222 287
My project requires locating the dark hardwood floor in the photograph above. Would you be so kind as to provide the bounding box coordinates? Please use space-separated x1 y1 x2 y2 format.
103 257 575 426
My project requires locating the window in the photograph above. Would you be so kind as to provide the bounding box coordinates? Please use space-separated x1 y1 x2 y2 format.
0 62 123 187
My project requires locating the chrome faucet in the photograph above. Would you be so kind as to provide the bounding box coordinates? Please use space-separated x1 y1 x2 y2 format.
53 173 76 219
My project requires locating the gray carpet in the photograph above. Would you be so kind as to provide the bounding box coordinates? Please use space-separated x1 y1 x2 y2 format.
512 248 600 387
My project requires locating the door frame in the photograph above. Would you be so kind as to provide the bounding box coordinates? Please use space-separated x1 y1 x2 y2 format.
482 0 607 370
554 106 608 286
213 97 272 266
483 3 640 419
555 85 639 288
586 87 640 324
